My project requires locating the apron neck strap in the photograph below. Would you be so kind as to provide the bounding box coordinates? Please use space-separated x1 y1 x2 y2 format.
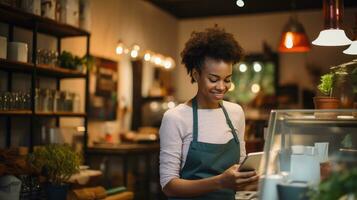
192 97 199 142
220 102 240 144
192 97 239 144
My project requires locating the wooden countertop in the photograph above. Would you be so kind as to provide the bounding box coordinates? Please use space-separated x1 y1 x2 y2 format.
86 143 159 155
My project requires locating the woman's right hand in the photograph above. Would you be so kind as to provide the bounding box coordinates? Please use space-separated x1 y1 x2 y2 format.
217 164 259 191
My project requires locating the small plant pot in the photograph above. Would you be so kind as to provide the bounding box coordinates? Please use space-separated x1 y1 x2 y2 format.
313 97 340 119
44 183 69 200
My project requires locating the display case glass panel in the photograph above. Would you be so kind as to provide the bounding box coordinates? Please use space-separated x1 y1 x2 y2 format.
258 109 357 200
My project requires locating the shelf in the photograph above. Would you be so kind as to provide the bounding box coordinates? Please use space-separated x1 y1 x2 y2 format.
87 143 160 155
35 112 87 117
0 58 34 73
0 110 32 116
36 64 87 78
283 116 357 127
0 110 86 117
0 58 87 78
0 4 89 37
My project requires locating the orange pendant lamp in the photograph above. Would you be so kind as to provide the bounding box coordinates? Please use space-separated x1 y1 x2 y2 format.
279 16 311 52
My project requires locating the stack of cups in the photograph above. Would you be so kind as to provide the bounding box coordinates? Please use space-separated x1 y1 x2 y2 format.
8 42 28 63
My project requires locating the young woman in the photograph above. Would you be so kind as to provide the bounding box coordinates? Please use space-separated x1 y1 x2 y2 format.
159 27 258 199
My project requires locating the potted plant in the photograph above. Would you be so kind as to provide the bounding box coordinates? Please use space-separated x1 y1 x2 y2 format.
29 144 81 200
309 167 357 200
313 72 340 109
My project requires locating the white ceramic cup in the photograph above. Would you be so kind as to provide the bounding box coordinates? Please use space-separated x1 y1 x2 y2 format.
8 42 28 62
259 174 283 200
0 36 7 59
315 142 329 163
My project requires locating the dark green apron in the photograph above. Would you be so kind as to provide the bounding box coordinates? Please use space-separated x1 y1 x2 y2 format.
169 98 240 200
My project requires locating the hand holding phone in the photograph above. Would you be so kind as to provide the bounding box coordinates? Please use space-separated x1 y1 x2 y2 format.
238 152 264 172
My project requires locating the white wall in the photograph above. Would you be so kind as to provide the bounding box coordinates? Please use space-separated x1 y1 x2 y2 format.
174 9 357 102
65 0 178 145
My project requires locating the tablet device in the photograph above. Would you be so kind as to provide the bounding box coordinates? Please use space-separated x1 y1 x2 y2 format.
239 151 264 172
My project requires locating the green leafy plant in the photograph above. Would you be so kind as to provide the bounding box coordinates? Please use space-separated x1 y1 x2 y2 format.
28 144 81 185
57 51 93 72
309 168 357 200
318 73 334 97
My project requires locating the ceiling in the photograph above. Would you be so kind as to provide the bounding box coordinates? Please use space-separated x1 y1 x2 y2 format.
146 0 357 19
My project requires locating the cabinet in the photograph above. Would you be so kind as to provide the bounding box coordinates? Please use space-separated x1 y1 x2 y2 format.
259 109 357 200
0 4 90 152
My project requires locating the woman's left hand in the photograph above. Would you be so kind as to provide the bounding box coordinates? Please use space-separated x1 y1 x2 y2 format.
236 177 259 191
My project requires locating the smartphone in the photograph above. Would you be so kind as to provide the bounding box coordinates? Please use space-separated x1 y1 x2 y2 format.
238 151 264 172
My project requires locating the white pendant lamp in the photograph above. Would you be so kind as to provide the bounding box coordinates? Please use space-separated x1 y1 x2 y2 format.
312 0 352 46
343 14 357 55
343 41 357 55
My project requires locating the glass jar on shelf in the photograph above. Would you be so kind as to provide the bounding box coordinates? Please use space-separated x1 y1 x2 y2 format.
12 92 20 110
35 88 42 112
53 90 61 112
59 91 67 112
23 91 32 110
41 89 53 112
63 92 73 112
72 93 80 113
1 92 10 111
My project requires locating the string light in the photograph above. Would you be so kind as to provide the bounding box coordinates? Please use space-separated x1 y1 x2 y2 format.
116 40 124 55
144 52 151 61
239 63 247 72
251 84 261 93
253 62 262 72
130 44 140 58
115 40 175 69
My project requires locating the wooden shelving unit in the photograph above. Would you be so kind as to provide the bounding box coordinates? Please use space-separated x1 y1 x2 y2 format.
0 4 89 37
0 3 90 152
0 58 86 78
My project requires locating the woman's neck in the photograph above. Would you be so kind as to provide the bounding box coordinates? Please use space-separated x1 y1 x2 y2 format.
195 93 220 109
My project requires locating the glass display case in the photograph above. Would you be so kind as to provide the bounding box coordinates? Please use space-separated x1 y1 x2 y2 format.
258 109 357 200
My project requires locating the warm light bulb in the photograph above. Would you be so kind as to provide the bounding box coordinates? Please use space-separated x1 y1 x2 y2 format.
155 57 161 65
144 53 151 61
285 32 294 48
251 84 260 93
164 61 172 69
130 50 138 58
239 63 247 72
167 101 176 109
133 44 140 51
253 62 262 72
116 46 123 54
236 0 244 7
150 102 160 112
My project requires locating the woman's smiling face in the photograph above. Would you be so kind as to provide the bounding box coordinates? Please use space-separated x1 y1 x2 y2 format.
193 57 232 106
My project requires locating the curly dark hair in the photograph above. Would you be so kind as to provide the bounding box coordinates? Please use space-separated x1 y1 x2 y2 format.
181 27 244 83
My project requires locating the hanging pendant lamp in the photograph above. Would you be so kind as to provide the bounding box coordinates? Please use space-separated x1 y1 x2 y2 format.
279 16 311 52
343 13 357 55
312 0 352 46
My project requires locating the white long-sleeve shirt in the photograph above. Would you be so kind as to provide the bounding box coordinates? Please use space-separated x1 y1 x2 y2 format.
159 101 246 188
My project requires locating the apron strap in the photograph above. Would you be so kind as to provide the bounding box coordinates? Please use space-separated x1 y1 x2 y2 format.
219 101 240 144
192 97 239 144
192 97 199 142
